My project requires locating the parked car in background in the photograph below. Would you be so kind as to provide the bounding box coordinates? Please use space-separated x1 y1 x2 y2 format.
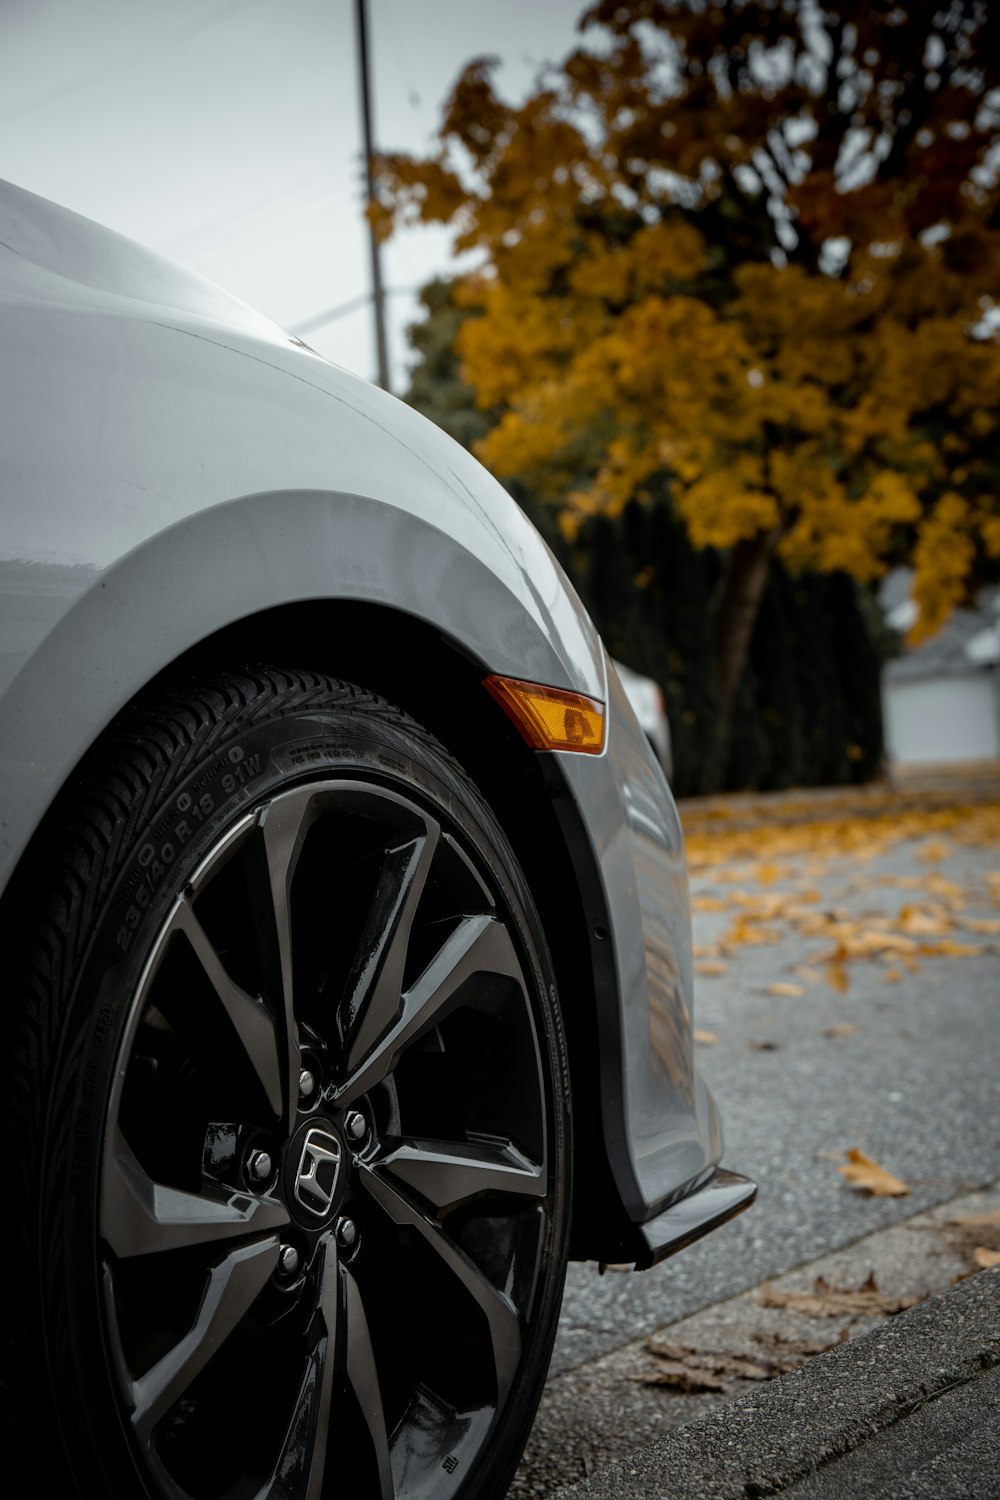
613 658 674 782
0 179 753 1500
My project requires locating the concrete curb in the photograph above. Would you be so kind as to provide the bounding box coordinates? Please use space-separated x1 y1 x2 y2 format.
558 1268 1000 1499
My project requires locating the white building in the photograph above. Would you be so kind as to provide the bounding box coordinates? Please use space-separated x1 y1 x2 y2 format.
881 575 1000 767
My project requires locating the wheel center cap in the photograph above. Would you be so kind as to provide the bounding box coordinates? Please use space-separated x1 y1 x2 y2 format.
285 1120 347 1226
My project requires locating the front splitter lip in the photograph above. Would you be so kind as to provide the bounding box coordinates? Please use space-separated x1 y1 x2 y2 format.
628 1168 758 1272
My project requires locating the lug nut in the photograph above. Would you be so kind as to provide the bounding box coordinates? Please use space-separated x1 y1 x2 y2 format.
278 1243 300 1277
345 1110 367 1141
247 1149 272 1182
336 1216 358 1249
298 1068 316 1100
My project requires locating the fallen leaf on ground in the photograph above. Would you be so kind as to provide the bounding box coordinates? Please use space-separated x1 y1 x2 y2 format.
947 1208 1000 1231
722 919 784 948
897 904 952 935
916 940 984 957
943 1206 1000 1274
691 896 728 913
637 1335 839 1392
732 892 795 918
767 982 805 996
883 966 902 983
695 960 728 977
838 1148 910 1197
783 904 825 923
825 961 850 993
959 916 1000 934
693 1029 718 1046
748 1039 780 1051
646 1340 771 1382
917 839 952 863
692 943 720 957
823 1023 858 1037
823 929 917 958
633 1362 726 1393
758 1271 922 1318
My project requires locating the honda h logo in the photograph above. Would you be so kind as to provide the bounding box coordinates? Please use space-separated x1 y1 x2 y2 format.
294 1128 342 1217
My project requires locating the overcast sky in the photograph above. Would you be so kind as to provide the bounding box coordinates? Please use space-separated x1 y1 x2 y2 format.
1 0 587 389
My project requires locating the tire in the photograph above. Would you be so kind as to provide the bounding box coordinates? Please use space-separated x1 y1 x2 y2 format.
9 668 571 1500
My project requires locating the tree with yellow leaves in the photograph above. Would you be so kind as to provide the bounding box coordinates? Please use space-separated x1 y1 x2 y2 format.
379 1 1000 732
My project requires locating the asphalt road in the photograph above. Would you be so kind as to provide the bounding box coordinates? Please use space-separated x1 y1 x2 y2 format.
525 778 1000 1492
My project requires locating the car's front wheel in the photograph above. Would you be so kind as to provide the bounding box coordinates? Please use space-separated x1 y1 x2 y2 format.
9 668 570 1499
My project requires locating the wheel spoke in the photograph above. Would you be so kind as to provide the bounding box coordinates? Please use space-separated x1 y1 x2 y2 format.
342 1264 394 1500
130 1237 279 1441
102 1129 288 1258
170 898 283 1118
258 790 316 1128
361 1168 522 1404
339 820 439 1071
254 1239 339 1500
334 914 523 1105
377 1137 545 1214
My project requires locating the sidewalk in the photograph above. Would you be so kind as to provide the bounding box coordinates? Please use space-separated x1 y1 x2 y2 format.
559 1268 999 1500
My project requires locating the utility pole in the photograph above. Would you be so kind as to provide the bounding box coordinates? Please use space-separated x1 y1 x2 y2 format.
355 0 390 391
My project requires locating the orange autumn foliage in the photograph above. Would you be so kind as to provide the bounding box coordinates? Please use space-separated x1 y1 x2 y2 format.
378 3 1000 648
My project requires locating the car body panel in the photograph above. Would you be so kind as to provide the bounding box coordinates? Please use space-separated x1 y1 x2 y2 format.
554 666 722 1217
0 178 725 1232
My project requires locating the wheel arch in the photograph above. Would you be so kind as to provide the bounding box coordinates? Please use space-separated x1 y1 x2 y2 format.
0 590 638 1263
171 597 640 1263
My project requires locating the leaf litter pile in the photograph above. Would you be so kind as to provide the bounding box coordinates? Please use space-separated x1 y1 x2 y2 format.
637 1332 847 1394
635 1203 1000 1398
637 781 1000 1403
637 1273 925 1396
684 782 999 1195
683 782 1000 995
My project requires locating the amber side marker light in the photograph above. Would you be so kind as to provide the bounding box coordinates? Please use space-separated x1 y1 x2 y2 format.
484 675 606 754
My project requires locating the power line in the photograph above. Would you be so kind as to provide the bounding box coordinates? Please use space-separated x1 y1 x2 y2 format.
155 171 350 261
290 284 419 337
0 0 267 128
291 293 373 336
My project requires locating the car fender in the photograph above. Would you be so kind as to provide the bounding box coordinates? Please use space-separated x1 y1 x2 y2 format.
0 179 723 1236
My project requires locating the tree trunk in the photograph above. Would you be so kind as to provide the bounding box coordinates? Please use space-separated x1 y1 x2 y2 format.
712 527 783 745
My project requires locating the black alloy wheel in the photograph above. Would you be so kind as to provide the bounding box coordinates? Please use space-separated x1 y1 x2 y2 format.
9 670 571 1500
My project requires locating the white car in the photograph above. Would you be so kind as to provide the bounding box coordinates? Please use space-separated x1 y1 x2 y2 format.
1 179 752 1500
613 659 673 782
